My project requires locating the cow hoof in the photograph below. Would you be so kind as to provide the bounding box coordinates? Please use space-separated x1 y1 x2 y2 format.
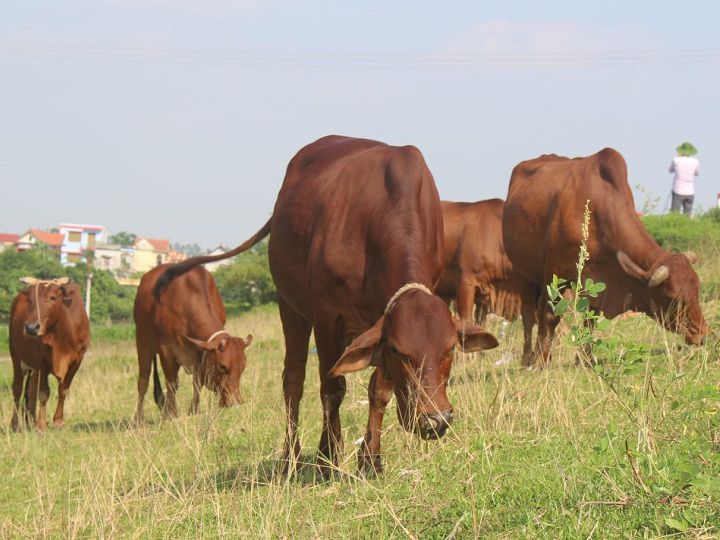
357 453 383 477
53 419 65 428
36 423 48 433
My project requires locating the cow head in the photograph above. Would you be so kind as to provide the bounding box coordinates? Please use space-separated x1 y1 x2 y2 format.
617 251 707 344
19 277 78 338
329 289 498 440
184 333 252 407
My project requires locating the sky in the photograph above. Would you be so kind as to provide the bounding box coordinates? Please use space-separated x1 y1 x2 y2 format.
1 0 719 248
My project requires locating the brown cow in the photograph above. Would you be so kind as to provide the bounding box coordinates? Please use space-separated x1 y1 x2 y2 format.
437 199 536 357
133 264 252 422
9 277 89 431
503 148 707 366
154 135 498 475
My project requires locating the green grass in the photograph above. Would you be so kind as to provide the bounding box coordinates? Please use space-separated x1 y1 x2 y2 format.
1 301 719 538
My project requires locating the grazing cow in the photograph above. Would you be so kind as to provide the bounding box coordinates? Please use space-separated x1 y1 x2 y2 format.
437 199 536 356
503 148 707 365
9 277 89 431
155 135 498 475
133 264 252 421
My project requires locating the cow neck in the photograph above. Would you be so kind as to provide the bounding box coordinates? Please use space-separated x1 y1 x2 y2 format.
189 315 227 345
44 304 74 352
611 215 666 270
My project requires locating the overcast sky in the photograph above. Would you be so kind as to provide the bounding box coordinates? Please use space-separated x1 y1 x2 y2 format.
2 1 719 247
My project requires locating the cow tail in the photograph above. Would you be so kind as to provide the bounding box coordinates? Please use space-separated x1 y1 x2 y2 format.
153 218 272 300
152 354 165 410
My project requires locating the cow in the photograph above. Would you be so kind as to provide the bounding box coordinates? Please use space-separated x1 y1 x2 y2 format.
437 199 536 358
9 277 90 431
154 135 499 476
133 264 253 422
503 148 707 366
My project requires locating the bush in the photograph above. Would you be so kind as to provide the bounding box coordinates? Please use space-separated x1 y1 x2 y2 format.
642 211 720 252
214 239 276 311
0 247 135 323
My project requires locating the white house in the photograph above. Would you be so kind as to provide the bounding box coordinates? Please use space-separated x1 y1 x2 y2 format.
204 245 233 273
58 223 106 266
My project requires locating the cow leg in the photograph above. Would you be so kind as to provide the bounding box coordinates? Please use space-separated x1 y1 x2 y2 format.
159 353 180 419
536 298 560 367
520 291 537 366
455 278 476 323
10 362 25 432
279 297 312 472
314 320 347 476
36 370 51 432
53 360 80 427
25 370 39 425
357 367 393 476
189 367 201 415
134 341 156 424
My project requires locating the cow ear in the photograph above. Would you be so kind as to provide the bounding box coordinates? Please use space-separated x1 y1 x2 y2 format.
243 335 253 347
60 283 80 307
218 339 227 352
454 318 499 352
329 316 384 377
617 251 648 281
184 335 213 350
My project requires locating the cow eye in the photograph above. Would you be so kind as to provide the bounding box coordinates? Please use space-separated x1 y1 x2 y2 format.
49 295 57 301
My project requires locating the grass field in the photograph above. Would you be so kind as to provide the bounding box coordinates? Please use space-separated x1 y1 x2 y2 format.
1 297 719 538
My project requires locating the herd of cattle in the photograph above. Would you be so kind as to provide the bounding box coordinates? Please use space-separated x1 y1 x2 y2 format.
8 135 708 475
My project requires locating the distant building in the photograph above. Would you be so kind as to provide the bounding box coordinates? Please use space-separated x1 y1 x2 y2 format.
94 243 133 274
0 233 19 253
204 245 233 273
16 229 64 253
167 249 188 264
132 237 170 273
58 223 107 266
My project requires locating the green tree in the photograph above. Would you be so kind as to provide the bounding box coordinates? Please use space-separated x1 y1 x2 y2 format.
213 239 276 311
109 231 137 247
0 247 135 322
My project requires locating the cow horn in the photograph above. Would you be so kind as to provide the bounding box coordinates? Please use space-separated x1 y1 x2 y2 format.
648 265 670 287
19 277 39 285
682 251 698 265
54 277 70 285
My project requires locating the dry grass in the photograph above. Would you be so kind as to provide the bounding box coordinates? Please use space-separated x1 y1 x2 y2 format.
0 303 718 539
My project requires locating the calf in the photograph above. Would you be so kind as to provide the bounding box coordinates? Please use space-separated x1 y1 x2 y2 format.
9 277 90 431
133 264 252 421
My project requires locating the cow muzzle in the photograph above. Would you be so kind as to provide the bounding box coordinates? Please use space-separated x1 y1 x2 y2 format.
417 409 454 440
24 322 42 337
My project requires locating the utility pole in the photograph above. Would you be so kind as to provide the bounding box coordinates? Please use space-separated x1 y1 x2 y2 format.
85 272 93 318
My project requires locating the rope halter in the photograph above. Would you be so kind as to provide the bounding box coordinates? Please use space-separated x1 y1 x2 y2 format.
385 282 433 314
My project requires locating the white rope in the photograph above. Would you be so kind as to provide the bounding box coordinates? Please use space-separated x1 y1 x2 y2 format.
385 282 433 314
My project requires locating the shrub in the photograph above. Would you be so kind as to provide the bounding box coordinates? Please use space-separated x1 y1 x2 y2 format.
214 239 276 312
642 211 720 252
0 247 135 323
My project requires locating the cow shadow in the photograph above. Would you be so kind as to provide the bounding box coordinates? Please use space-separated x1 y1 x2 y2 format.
213 455 349 491
70 418 147 433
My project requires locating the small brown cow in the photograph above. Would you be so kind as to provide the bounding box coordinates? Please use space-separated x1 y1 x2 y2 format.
153 135 499 476
503 148 707 365
133 264 252 422
437 199 537 357
9 277 90 431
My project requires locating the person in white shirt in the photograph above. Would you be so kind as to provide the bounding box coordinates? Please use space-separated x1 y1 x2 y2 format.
669 142 700 216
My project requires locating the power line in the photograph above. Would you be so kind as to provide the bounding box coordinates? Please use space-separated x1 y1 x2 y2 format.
1 40 720 69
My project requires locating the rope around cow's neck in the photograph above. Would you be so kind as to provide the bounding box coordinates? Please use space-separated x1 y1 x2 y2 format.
206 329 230 343
385 282 433 314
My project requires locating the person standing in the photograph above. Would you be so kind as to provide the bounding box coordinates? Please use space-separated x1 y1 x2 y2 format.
669 141 700 216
